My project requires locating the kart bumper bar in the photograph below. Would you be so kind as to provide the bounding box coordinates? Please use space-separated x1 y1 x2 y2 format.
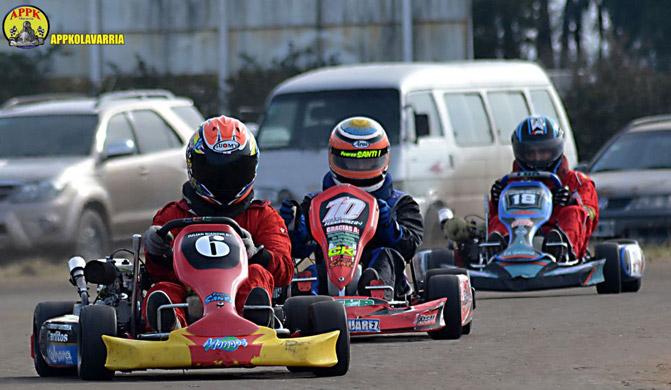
104 327 339 371
469 260 605 292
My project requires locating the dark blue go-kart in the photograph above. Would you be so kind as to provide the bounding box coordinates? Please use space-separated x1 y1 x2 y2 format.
417 171 645 294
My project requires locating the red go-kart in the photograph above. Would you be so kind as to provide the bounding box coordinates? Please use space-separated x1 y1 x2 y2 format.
32 217 349 380
291 184 475 339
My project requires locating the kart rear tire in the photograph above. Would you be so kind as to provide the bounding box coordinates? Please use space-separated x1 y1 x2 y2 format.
33 301 77 377
426 274 463 340
309 300 350 377
78 305 116 380
424 267 468 298
622 278 642 293
425 248 456 270
462 320 472 335
595 242 622 294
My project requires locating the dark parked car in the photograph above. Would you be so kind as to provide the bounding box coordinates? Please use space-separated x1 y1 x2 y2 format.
585 115 671 241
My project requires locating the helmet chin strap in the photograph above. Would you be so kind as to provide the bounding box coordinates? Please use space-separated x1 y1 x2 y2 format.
332 172 386 192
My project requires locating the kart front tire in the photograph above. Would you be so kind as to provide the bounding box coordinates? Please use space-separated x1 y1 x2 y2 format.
33 301 77 377
283 296 333 374
595 242 622 294
78 305 116 380
309 300 350 377
426 274 463 340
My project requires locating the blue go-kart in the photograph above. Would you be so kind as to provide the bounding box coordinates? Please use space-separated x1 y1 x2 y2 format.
416 171 644 294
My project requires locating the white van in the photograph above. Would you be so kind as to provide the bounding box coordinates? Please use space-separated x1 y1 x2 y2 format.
254 61 578 246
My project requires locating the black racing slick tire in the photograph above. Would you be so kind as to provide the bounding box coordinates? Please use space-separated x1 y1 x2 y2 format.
283 296 333 373
622 278 642 293
33 301 77 377
309 300 350 377
596 242 622 295
78 305 116 380
426 274 463 340
425 248 457 270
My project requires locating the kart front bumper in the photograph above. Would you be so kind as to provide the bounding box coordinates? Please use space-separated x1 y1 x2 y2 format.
104 327 340 371
469 260 605 292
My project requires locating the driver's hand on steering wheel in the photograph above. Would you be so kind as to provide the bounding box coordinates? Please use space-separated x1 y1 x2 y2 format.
143 225 173 257
553 186 572 206
490 179 504 203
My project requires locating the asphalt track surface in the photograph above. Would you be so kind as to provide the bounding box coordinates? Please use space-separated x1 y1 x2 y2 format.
1 262 670 390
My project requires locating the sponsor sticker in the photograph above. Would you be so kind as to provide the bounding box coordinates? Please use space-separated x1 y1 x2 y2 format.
348 318 380 333
204 291 232 305
203 336 248 352
341 299 375 307
46 345 77 366
47 331 68 343
353 140 370 149
416 312 438 327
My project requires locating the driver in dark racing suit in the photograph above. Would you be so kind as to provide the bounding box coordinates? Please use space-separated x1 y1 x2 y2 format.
487 115 599 261
280 117 423 300
141 116 293 331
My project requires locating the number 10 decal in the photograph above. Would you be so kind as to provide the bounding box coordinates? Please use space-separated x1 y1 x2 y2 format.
323 196 366 222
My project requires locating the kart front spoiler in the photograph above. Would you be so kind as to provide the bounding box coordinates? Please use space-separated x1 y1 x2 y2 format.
469 259 605 292
104 327 339 371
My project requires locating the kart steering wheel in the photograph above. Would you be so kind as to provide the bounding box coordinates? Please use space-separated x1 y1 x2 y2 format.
499 171 562 189
156 217 245 240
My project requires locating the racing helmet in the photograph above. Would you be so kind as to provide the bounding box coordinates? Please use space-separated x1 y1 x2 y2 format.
186 115 259 206
511 115 565 171
328 116 390 191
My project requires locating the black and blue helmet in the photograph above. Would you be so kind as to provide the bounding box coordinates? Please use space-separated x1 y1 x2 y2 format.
511 115 565 171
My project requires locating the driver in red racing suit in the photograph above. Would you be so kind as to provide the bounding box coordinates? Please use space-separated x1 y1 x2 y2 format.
487 116 599 261
141 116 293 331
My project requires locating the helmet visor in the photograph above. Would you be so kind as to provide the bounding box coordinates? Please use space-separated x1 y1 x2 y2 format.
513 138 564 170
330 148 389 172
191 154 258 203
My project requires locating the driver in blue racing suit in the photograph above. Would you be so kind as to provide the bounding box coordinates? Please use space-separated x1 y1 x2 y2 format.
280 117 423 300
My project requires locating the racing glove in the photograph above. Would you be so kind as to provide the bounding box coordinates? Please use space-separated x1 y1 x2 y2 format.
490 179 504 204
280 199 309 244
143 225 173 258
239 228 271 268
377 199 402 246
553 186 572 206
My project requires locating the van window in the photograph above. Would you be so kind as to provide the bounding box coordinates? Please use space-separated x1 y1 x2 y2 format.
443 93 493 146
406 92 443 137
488 91 530 144
530 90 560 122
257 89 400 150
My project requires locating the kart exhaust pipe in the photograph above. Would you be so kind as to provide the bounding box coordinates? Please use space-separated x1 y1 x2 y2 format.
68 256 89 305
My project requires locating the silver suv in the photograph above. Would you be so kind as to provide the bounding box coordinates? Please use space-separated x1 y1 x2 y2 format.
0 90 204 260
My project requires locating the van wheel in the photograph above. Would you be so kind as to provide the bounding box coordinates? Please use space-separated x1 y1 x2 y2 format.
74 209 110 260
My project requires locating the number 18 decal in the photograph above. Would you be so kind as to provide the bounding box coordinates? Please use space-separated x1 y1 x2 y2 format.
506 192 540 208
323 196 366 223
